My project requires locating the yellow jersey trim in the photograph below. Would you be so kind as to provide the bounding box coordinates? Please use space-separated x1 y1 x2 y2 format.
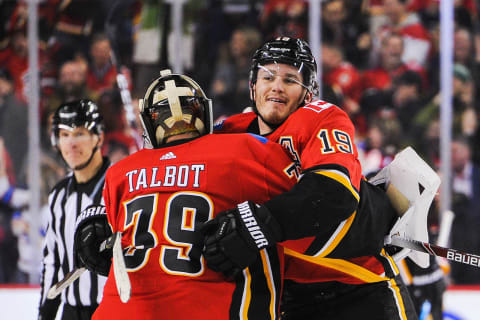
314 211 356 257
285 248 388 283
260 250 276 320
315 170 359 201
241 268 252 320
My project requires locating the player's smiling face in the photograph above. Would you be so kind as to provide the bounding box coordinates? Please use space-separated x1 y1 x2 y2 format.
254 63 308 130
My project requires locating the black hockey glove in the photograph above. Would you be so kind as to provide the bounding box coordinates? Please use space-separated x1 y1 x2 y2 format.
74 205 113 277
200 201 283 277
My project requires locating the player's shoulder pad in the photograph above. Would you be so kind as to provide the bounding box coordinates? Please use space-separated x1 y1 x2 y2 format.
76 205 107 229
295 99 350 124
247 133 268 144
300 99 340 114
213 112 256 133
213 120 226 131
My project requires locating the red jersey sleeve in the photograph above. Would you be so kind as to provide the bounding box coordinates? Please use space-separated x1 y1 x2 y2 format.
213 112 257 133
277 100 363 190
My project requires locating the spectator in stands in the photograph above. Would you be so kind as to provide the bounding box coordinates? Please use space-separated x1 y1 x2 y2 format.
0 28 39 102
86 33 131 96
0 68 28 182
43 59 95 116
373 0 432 68
452 0 477 30
452 27 479 97
361 33 428 125
389 70 424 133
0 2 18 47
209 26 262 119
357 121 394 178
0 135 45 284
362 32 427 93
260 0 308 40
321 0 371 69
428 27 478 97
39 1 99 67
414 64 476 143
41 58 97 151
97 88 139 155
0 8 55 100
0 138 30 283
191 1 232 92
321 42 365 134
362 70 425 145
409 0 477 31
449 137 480 284
454 28 476 68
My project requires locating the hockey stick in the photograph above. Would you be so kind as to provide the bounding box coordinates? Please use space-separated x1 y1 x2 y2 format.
385 235 480 268
46 234 115 299
112 231 131 303
104 2 140 133
47 267 86 299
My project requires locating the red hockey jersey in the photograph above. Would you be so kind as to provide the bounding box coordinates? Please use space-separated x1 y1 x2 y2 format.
215 101 399 285
94 133 297 320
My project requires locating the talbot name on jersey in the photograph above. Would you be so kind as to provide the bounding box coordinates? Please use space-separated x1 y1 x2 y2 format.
237 201 269 249
447 250 480 267
125 164 205 192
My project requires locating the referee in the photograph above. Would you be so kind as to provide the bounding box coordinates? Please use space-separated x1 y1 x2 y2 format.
38 100 110 320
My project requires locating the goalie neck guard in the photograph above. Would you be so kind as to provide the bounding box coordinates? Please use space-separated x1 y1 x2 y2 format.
139 69 213 148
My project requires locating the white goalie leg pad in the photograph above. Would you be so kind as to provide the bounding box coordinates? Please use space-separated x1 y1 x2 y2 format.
370 147 441 268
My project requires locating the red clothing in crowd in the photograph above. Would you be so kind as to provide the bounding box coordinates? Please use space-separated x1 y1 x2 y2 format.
323 61 363 103
87 65 132 95
361 63 427 92
0 47 28 102
378 15 432 67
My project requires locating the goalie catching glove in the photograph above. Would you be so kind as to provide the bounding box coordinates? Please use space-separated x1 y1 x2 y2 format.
74 205 113 276
200 201 283 277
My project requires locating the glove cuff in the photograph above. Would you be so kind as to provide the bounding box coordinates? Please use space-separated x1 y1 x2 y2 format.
76 205 107 229
235 201 283 250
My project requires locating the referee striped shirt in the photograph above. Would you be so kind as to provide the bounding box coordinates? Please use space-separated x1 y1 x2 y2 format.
39 158 110 317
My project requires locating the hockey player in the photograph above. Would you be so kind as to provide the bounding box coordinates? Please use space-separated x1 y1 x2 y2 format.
74 70 298 319
39 100 110 320
203 37 417 319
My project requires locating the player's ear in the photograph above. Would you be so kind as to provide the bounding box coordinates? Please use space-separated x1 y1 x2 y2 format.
97 132 105 148
250 83 256 101
304 91 313 104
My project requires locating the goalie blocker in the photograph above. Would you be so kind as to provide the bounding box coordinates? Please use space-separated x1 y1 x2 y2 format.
74 204 113 276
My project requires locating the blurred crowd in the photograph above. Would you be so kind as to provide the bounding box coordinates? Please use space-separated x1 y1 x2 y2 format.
1 0 480 291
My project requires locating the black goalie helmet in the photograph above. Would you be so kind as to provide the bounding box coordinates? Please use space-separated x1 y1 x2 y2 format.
51 99 103 147
249 37 319 96
139 69 213 148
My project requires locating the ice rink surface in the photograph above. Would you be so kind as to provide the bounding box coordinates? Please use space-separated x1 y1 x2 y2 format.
1 285 480 319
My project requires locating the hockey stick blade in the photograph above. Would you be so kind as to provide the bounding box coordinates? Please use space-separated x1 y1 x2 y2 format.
113 231 131 303
47 267 86 299
46 234 115 299
386 236 480 268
